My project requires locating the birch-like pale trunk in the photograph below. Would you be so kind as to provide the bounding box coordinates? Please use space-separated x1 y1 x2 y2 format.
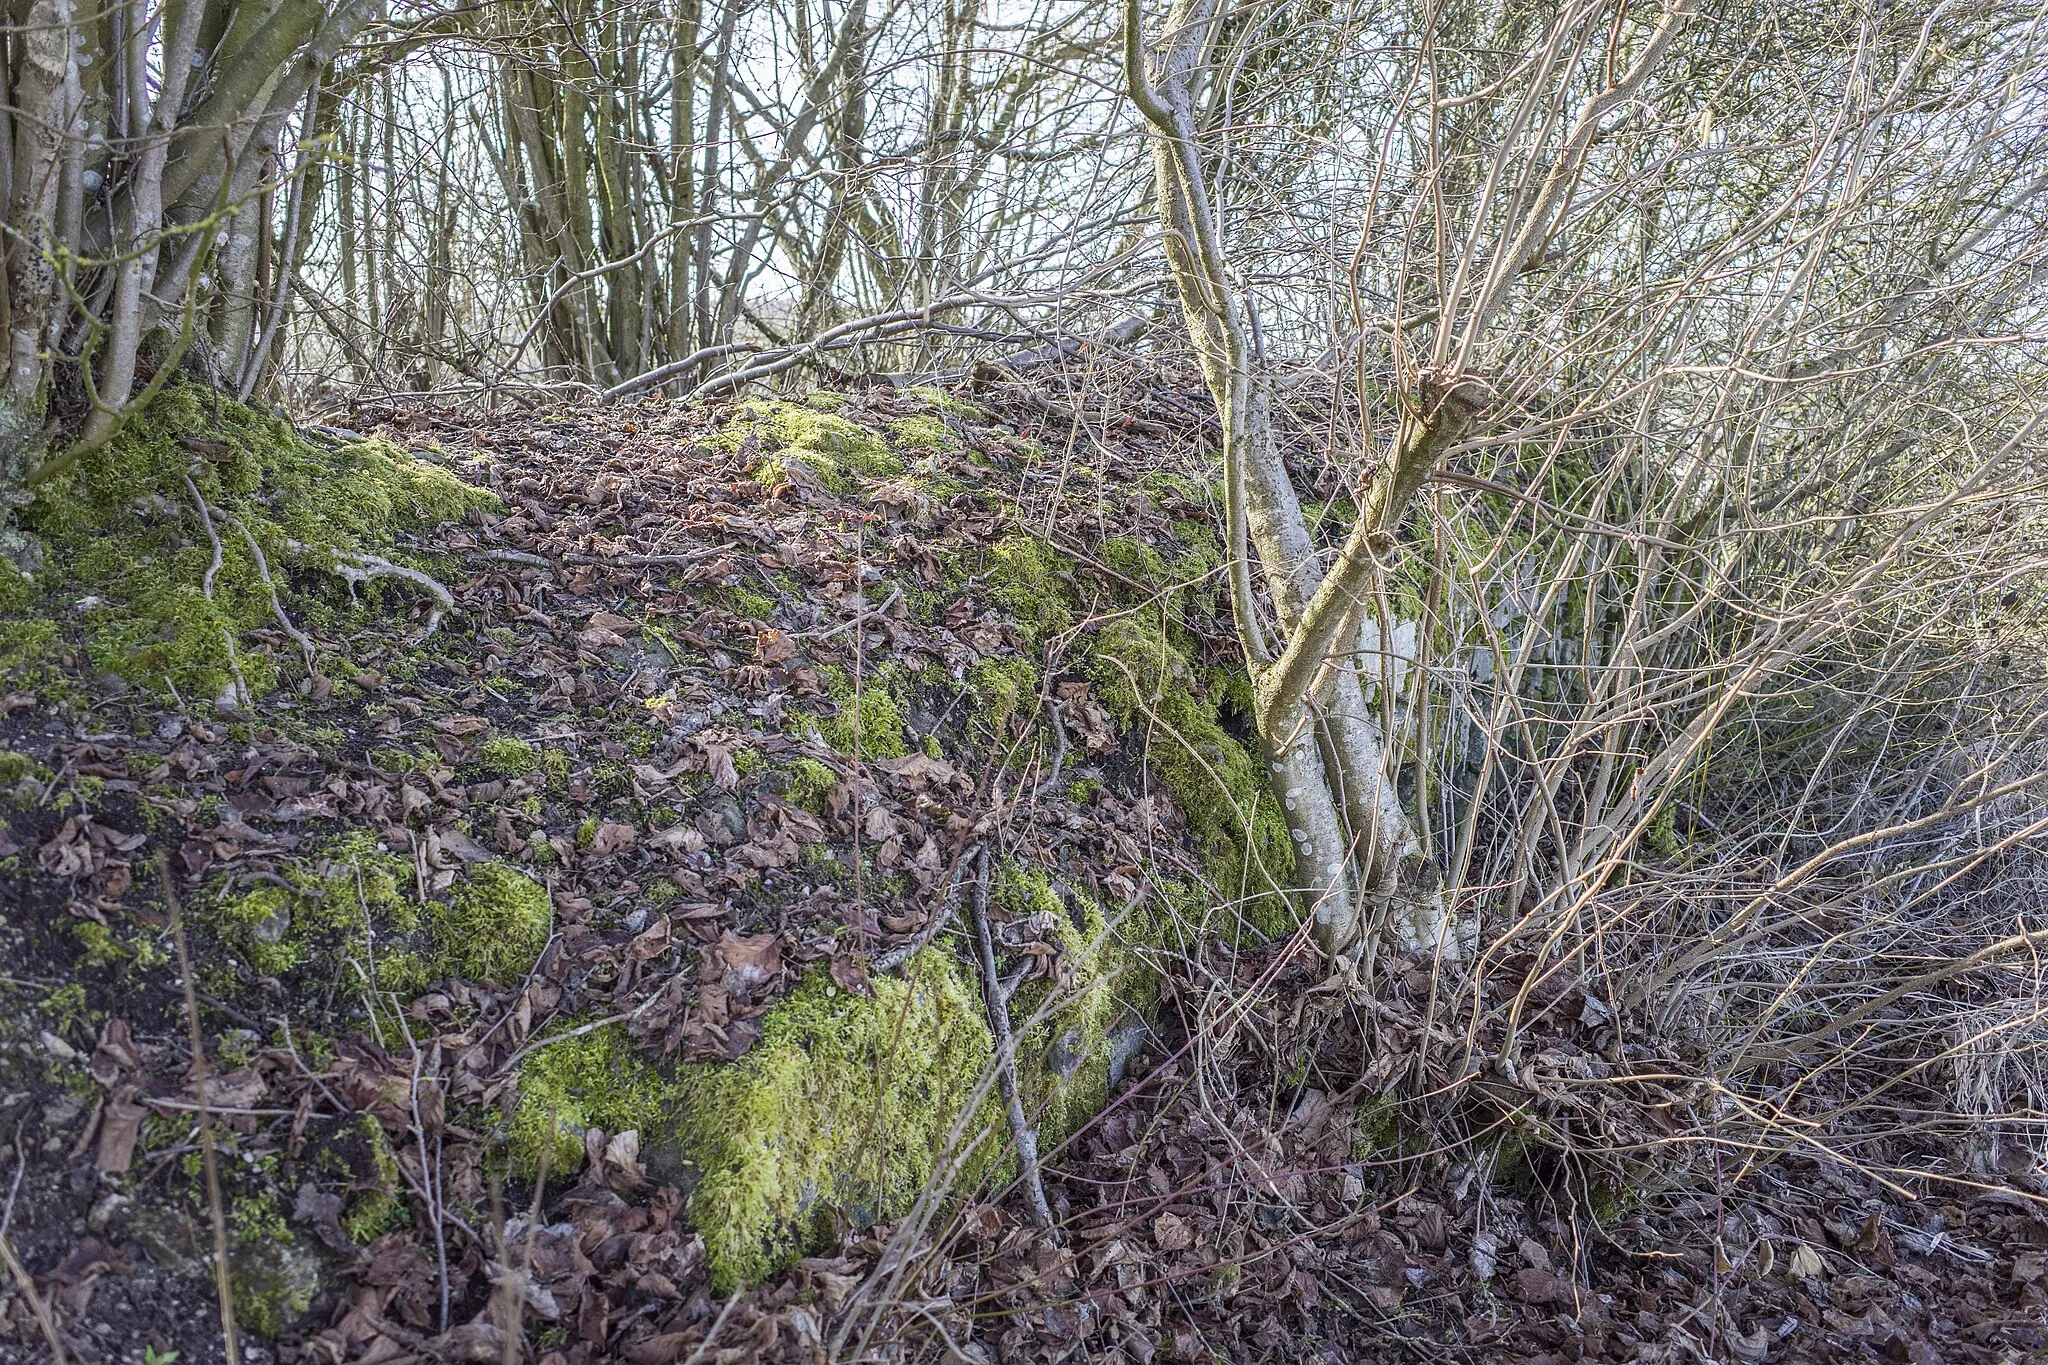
1126 0 1689 969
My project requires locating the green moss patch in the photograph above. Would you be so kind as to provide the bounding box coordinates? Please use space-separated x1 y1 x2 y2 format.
728 400 904 495
675 950 996 1290
888 414 954 452
978 536 1075 645
506 1023 682 1180
1091 615 1296 937
819 664 910 760
430 862 550 986
12 383 494 701
210 832 419 980
476 735 538 777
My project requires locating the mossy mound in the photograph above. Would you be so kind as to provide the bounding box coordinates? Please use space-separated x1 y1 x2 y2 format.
675 950 996 1290
430 861 551 986
7 383 494 701
726 399 905 495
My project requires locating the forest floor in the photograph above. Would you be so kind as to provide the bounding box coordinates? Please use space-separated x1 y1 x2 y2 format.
0 378 2042 1365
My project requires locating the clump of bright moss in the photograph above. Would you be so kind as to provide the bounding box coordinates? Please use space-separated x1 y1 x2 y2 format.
212 832 419 978
1090 615 1296 937
783 757 838 813
908 386 992 421
819 665 909 760
506 1023 680 1179
968 655 1039 733
12 383 496 701
888 414 954 452
676 950 997 1290
476 735 538 777
979 536 1075 644
432 861 550 985
726 400 903 495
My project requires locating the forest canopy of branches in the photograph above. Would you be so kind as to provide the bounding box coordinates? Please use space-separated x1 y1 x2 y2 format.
0 0 2045 1359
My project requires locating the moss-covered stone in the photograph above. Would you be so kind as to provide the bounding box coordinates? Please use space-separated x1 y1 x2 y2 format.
1091 615 1296 937
211 832 420 980
506 1023 680 1180
997 864 1157 1145
340 1114 409 1244
227 1194 322 1337
430 862 550 986
676 950 996 1290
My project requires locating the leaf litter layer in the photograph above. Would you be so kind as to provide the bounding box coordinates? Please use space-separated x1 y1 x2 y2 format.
0 377 2040 1363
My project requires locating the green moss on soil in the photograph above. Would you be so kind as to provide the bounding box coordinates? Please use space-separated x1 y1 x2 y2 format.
432 862 550 986
476 735 539 777
9 383 495 701
819 665 909 760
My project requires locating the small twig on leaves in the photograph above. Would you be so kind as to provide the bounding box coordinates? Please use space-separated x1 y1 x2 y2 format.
0 1224 65 1365
968 847 1055 1231
679 1290 746 1365
802 587 904 641
161 856 241 1365
1034 699 1071 799
875 844 978 973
